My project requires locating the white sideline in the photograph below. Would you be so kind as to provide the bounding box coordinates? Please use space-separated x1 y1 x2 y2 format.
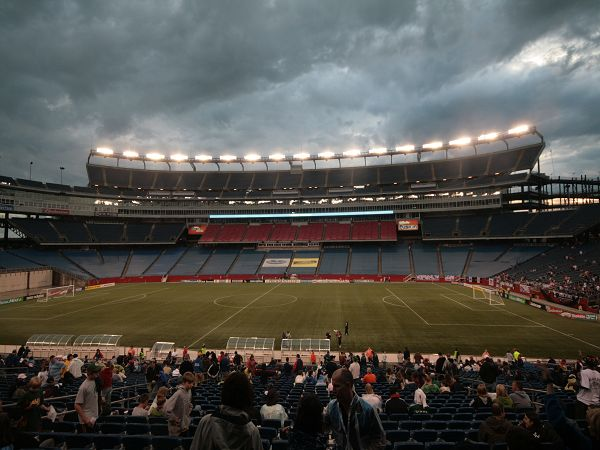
188 283 282 347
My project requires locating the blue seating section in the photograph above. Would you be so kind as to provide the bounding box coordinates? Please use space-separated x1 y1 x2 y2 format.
0 250 41 270
411 242 438 276
199 248 239 275
88 223 124 243
170 248 212 275
151 223 184 242
228 250 264 275
440 246 469 276
145 248 186 275
125 249 160 276
125 223 153 242
10 218 61 243
350 245 379 274
466 245 510 278
53 222 91 243
10 249 90 278
381 244 411 275
318 248 349 275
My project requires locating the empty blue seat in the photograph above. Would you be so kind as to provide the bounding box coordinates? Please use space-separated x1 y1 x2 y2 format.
271 439 289 450
447 421 471 430
385 430 410 443
93 434 123 450
262 438 271 450
122 435 152 450
52 421 77 432
454 413 473 421
381 420 399 430
150 424 169 436
412 430 438 443
399 421 422 431
64 433 95 449
259 426 278 441
393 443 424 449
126 416 148 424
424 421 446 430
152 436 182 450
100 423 125 434
439 430 466 443
125 423 150 435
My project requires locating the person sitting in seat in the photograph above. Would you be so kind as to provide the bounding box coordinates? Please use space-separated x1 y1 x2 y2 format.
510 380 532 409
495 384 514 409
478 401 513 446
471 383 493 409
361 383 382 413
384 385 408 415
260 388 288 427
362 367 376 384
132 393 150 416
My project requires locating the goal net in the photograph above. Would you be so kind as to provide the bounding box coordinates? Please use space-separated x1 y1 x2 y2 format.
38 285 75 302
471 285 504 306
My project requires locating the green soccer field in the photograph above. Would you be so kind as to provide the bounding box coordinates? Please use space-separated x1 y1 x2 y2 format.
1 282 598 358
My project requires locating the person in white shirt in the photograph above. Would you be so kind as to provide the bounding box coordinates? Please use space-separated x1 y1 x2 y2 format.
132 393 150 416
413 387 428 408
69 354 84 379
576 356 600 418
349 357 360 380
361 383 382 412
294 370 306 384
260 389 288 427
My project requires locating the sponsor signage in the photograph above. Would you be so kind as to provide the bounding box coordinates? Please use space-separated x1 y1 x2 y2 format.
291 258 319 268
0 297 24 305
86 282 116 291
397 219 419 231
416 274 438 281
410 182 436 189
527 300 543 309
25 293 46 301
187 224 207 235
262 258 291 268
0 204 14 211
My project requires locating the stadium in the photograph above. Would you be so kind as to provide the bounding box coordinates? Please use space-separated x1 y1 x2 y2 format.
1 124 600 449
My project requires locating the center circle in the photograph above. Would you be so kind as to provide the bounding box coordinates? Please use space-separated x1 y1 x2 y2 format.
213 293 298 309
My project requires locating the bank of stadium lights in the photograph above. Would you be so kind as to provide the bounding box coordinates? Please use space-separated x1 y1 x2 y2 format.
146 152 165 160
244 153 262 162
195 154 212 162
395 144 415 152
448 137 472 147
368 147 388 155
318 151 336 159
508 124 530 135
293 152 310 160
269 153 286 161
122 150 139 158
343 149 362 157
95 147 114 155
478 132 499 142
220 154 237 162
422 141 443 149
170 153 189 162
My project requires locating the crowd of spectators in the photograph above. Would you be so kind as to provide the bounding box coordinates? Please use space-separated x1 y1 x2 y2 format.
0 345 598 449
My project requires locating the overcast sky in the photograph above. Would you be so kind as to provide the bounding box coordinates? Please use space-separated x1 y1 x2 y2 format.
1 0 599 186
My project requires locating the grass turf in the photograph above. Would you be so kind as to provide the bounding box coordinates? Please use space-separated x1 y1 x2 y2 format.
0 282 598 358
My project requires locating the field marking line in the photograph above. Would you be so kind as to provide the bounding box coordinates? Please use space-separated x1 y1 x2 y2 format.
384 287 430 326
440 294 474 311
435 283 600 350
429 323 544 327
188 283 282 347
382 295 409 308
0 287 169 321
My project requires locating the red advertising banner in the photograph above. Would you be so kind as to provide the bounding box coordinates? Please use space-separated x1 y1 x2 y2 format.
188 224 207 235
397 219 419 231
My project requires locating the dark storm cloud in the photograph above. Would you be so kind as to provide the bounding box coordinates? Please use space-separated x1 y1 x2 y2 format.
0 0 599 185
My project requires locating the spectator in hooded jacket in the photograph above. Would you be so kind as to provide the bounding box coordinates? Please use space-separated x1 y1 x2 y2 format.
478 402 513 446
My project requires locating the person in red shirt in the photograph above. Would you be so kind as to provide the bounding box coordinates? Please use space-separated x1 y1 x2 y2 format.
362 367 376 384
310 351 317 366
99 361 114 414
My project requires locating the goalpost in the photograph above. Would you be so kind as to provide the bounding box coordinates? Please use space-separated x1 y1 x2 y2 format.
471 284 505 306
37 285 75 303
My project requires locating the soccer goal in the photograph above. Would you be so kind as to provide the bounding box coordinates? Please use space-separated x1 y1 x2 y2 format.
471 285 505 306
37 285 75 303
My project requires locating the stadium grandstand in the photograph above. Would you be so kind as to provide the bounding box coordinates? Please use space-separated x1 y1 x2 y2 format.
1 124 600 450
0 124 599 310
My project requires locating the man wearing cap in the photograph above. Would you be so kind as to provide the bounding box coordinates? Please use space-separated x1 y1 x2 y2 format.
75 362 103 432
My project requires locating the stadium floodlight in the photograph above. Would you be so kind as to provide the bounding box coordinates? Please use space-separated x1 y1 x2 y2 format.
449 137 472 146
293 152 310 160
508 124 530 135
395 144 415 152
478 132 499 141
244 153 261 162
269 153 286 161
423 141 443 149
170 153 189 162
95 147 114 155
369 147 387 155
122 150 139 158
220 154 237 162
146 152 165 160
318 151 336 159
343 149 362 157
195 154 212 162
